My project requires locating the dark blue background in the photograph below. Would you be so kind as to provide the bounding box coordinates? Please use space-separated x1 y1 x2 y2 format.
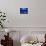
20 8 28 14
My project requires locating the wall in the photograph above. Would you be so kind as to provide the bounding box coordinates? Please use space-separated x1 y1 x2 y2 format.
0 0 46 27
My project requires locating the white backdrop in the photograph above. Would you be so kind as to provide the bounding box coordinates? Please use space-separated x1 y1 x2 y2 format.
0 0 46 27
